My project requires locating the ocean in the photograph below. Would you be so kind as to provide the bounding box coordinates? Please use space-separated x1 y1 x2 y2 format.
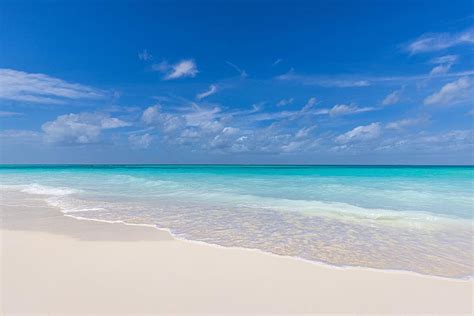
1 165 472 278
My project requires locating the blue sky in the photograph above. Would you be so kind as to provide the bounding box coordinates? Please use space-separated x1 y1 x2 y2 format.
0 0 473 164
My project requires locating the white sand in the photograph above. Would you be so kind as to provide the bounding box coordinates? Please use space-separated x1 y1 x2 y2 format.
1 191 473 315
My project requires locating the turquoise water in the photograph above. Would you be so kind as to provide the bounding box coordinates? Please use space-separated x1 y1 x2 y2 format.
1 165 473 278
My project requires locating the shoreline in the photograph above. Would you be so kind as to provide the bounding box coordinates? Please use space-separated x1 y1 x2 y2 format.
64 212 473 282
3 187 474 281
1 190 473 314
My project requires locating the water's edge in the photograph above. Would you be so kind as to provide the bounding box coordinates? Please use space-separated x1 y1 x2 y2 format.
3 188 470 282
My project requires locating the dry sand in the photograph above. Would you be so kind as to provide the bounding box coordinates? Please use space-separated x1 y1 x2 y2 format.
1 191 472 315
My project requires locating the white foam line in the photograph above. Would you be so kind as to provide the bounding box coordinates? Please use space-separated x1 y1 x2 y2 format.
64 213 472 282
5 187 473 282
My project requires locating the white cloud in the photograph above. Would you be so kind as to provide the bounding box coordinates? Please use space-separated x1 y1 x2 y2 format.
128 133 153 149
429 64 453 75
429 54 458 75
305 97 318 108
0 129 40 143
196 84 218 100
406 28 474 54
276 98 294 107
272 58 283 66
152 60 198 80
295 126 316 138
137 101 325 155
329 104 374 116
299 97 318 114
276 70 371 87
276 68 474 87
100 117 131 129
336 123 381 144
141 105 160 125
0 111 22 117
138 49 153 61
165 60 198 80
382 90 401 106
431 55 459 64
141 105 185 132
0 69 104 104
386 117 428 130
375 130 473 154
226 61 248 78
42 112 130 145
424 77 471 105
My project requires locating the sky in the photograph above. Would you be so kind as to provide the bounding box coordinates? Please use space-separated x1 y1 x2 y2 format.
0 0 473 164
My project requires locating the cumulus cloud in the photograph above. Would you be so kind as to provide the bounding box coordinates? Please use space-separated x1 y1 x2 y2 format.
128 133 153 149
42 112 130 145
152 60 198 80
138 102 323 155
142 105 185 132
406 28 474 54
336 123 381 144
424 77 471 105
196 84 218 100
328 104 374 116
0 69 104 104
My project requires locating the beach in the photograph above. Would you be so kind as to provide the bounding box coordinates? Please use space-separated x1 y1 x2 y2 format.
1 190 472 315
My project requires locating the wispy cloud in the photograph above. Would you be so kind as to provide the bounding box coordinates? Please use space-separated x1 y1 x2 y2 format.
386 117 429 130
328 104 375 116
138 49 153 61
382 89 402 106
276 97 294 107
295 126 317 138
335 123 381 144
226 61 248 78
272 58 283 66
375 130 473 154
429 54 458 76
152 60 198 80
196 84 218 100
430 55 459 64
276 69 371 87
0 129 40 143
424 77 471 105
276 68 474 87
0 69 104 104
0 111 22 117
406 28 474 54
304 97 318 108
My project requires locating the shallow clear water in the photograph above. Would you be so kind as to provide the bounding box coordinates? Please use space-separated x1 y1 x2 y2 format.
1 165 473 278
